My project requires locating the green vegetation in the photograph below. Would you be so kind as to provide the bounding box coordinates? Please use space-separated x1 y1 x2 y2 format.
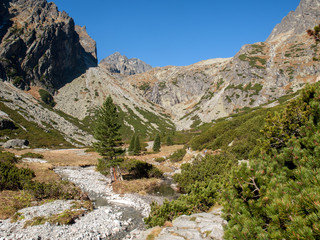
153 134 161 152
238 53 266 69
145 153 236 227
0 151 83 214
20 152 44 159
190 105 286 159
93 96 124 175
139 82 150 91
38 89 55 107
116 104 175 140
224 83 320 239
133 135 141 156
169 148 186 162
121 159 162 179
0 102 73 148
166 136 173 146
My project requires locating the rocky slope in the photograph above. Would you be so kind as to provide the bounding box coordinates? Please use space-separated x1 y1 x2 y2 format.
54 67 175 138
0 0 97 93
55 0 320 131
100 52 152 75
0 81 93 146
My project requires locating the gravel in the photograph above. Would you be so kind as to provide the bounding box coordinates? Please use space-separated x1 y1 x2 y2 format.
0 166 151 240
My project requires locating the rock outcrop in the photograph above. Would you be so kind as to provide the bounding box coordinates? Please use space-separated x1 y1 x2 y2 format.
3 138 28 148
100 52 152 75
0 0 97 92
267 0 320 42
0 81 93 146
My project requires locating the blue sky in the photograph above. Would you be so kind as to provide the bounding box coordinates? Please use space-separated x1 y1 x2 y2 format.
52 0 301 67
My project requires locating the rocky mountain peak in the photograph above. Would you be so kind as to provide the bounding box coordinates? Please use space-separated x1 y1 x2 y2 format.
99 52 152 75
0 0 97 92
267 0 320 42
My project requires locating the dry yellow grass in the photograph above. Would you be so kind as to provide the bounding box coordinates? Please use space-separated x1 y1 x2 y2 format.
16 162 60 183
112 178 162 195
9 148 99 166
0 190 35 219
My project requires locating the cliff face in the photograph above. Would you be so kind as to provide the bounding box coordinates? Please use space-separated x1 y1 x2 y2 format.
99 52 152 75
267 0 320 42
0 0 97 92
55 0 320 130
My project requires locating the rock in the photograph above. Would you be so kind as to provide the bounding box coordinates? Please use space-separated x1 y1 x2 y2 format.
100 52 152 75
0 0 97 92
0 118 15 130
267 0 320 42
3 139 29 148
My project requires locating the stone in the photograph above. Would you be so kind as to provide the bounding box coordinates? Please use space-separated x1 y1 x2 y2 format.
3 139 29 148
100 52 152 75
0 0 97 92
0 118 15 130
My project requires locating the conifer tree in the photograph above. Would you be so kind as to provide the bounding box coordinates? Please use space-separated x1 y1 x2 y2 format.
128 134 135 153
223 84 320 239
166 136 173 146
153 134 161 152
133 135 141 155
93 95 124 175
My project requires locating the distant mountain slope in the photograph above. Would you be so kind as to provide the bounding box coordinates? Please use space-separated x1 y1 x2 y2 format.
0 0 97 92
100 52 152 75
0 81 93 147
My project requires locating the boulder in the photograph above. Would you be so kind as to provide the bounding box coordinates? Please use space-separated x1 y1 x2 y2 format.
0 118 16 130
3 139 29 149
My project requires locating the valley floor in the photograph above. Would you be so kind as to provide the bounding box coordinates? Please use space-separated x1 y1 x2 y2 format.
0 147 225 239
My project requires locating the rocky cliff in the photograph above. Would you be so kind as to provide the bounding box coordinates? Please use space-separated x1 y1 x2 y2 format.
100 52 152 75
54 0 320 131
0 0 97 93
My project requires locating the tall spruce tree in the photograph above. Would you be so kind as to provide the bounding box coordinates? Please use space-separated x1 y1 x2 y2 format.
153 134 161 152
128 134 135 153
93 95 124 175
133 135 141 155
166 136 173 146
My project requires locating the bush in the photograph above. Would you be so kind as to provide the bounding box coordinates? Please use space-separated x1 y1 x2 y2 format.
39 89 55 107
145 153 236 227
0 161 35 191
121 159 162 179
223 83 320 239
21 152 44 159
169 148 186 162
154 157 166 163
0 151 18 164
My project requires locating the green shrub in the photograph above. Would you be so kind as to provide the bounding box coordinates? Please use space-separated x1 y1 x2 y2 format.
145 153 236 227
154 157 166 163
21 152 44 159
38 89 55 107
121 159 162 179
0 151 18 164
223 83 320 239
0 161 35 191
169 148 186 162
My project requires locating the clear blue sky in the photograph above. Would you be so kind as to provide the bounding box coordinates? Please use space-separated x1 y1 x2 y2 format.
52 0 301 67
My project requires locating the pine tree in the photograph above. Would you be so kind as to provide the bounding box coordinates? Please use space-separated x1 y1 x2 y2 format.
153 134 161 152
223 83 320 239
93 95 124 175
166 136 173 146
128 134 135 153
133 135 141 155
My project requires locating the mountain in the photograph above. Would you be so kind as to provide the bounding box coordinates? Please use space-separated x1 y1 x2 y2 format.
54 0 320 132
0 0 97 93
1 0 320 145
99 52 152 75
267 0 320 42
